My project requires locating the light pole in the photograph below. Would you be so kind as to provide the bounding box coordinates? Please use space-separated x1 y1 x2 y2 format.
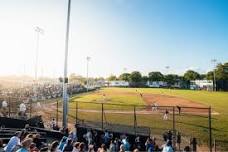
211 59 217 91
34 26 44 101
165 66 170 74
86 56 91 92
62 0 71 128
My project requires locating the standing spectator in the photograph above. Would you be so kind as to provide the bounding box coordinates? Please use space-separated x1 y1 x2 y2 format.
16 138 33 152
163 109 169 120
190 137 197 152
4 131 21 152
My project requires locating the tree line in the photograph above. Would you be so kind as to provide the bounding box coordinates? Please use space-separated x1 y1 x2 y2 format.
107 62 228 87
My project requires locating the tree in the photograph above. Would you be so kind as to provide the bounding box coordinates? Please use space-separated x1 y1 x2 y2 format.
148 72 164 81
199 74 206 80
129 71 142 83
184 70 200 81
164 74 179 86
107 75 118 81
215 63 228 80
206 71 214 80
119 73 130 81
142 76 149 83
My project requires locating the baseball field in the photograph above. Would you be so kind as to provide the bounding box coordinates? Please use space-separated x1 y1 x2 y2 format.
66 87 228 150
35 87 228 150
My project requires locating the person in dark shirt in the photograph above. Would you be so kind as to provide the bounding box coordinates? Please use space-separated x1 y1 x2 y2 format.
63 139 73 152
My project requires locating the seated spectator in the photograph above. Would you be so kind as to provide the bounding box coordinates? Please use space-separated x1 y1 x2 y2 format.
88 144 95 152
109 140 116 152
16 138 33 152
29 142 39 152
119 144 125 152
145 138 154 152
79 142 85 152
4 131 21 152
162 140 173 152
33 134 44 149
122 138 130 151
0 138 4 152
50 141 60 152
72 142 80 152
58 136 67 151
97 144 107 152
63 139 73 152
183 146 191 152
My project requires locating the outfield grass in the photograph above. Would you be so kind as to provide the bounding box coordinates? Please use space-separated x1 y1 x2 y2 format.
68 87 228 150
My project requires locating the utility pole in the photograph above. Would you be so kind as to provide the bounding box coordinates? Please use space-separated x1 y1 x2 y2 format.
62 0 71 128
86 56 91 92
34 26 44 101
211 59 217 91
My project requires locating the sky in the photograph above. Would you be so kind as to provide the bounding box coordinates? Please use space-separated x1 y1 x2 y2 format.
0 0 227 78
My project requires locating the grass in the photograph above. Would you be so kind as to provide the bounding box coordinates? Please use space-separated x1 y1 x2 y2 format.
67 87 228 150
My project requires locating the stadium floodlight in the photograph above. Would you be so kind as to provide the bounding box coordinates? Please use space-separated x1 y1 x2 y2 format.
62 0 71 128
211 59 217 91
165 66 170 74
34 26 44 101
86 56 91 92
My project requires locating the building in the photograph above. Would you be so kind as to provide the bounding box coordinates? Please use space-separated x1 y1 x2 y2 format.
106 81 129 87
146 81 168 88
190 80 213 91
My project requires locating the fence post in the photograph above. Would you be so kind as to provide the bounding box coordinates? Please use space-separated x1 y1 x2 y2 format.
134 105 137 135
209 106 212 152
8 97 10 117
102 103 104 130
30 101 32 118
214 139 216 152
56 100 59 127
75 101 78 124
173 106 176 149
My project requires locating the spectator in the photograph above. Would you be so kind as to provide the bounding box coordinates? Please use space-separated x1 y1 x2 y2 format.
63 139 73 152
29 142 39 152
4 131 21 152
122 138 130 151
109 140 116 152
58 136 67 151
119 144 125 152
72 142 80 152
33 134 43 149
16 138 33 152
183 146 190 152
88 144 95 152
50 141 60 152
162 140 173 152
99 144 107 152
0 139 4 152
145 138 154 152
78 142 85 152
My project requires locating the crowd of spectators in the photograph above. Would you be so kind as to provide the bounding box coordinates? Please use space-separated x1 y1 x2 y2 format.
0 83 85 101
0 124 197 152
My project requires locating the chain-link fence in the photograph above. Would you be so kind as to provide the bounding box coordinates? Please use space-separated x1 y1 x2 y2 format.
72 101 212 151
